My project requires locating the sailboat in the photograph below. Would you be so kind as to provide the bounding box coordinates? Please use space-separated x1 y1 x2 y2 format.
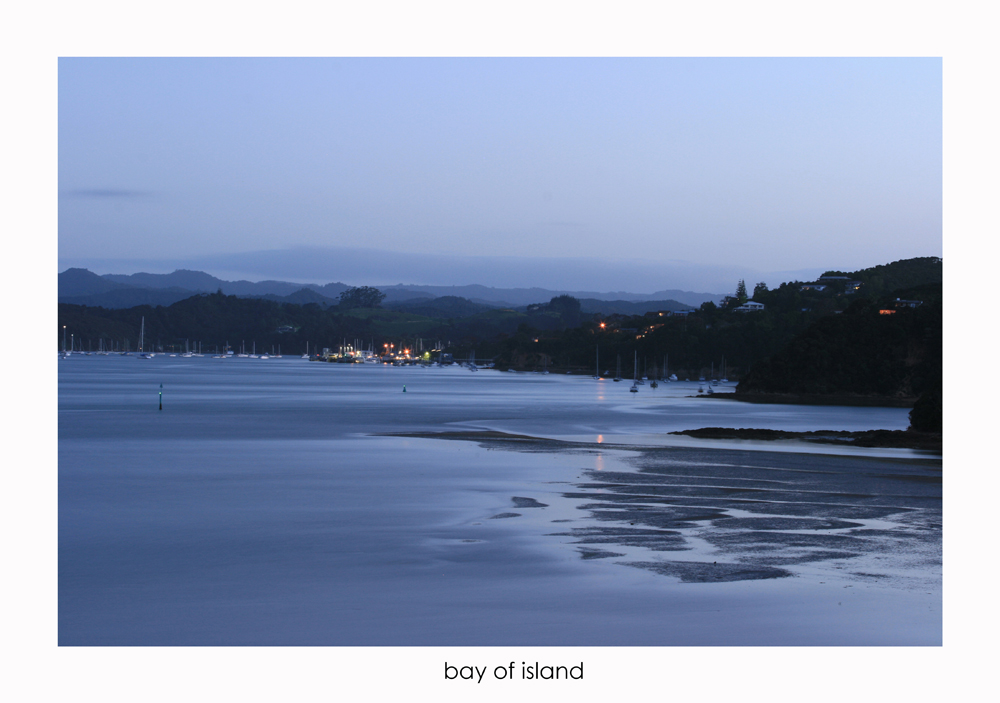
629 351 639 392
302 341 310 360
614 355 622 381
650 360 658 389
665 353 677 382
721 356 728 383
137 317 154 358
593 346 600 380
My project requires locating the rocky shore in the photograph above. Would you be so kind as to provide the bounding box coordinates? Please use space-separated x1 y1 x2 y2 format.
669 426 941 451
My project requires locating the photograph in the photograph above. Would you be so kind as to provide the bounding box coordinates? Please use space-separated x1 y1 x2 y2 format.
56 57 943 650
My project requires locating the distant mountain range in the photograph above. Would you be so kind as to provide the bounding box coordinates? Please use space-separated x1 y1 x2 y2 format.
372 283 720 308
58 268 722 313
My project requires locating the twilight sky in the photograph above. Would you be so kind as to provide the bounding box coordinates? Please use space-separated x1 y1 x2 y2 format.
58 57 941 293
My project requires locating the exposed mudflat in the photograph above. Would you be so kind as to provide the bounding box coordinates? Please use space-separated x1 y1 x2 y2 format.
512 496 549 508
377 430 563 443
402 430 941 588
61 357 940 646
624 560 794 582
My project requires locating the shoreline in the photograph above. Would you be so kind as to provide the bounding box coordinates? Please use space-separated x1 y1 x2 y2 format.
380 428 941 453
669 427 941 452
693 391 916 408
378 428 941 619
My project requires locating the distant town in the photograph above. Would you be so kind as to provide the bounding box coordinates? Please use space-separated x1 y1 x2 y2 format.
58 256 941 431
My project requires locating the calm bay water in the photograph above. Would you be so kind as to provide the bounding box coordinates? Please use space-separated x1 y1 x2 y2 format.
59 355 941 645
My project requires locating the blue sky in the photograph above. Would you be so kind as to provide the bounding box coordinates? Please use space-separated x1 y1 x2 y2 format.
58 58 941 293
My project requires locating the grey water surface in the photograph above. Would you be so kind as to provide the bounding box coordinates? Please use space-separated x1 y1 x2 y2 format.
59 356 941 645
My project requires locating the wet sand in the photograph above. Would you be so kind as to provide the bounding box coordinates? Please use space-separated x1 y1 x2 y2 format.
390 430 942 591
60 362 940 646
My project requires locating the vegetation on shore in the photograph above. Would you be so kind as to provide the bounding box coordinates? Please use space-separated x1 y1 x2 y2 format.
58 256 942 432
735 288 941 400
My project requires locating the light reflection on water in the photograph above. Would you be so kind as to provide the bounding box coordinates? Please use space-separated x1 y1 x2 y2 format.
58 355 913 440
58 356 939 646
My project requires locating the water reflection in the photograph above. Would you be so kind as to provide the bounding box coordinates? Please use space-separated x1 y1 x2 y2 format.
58 357 938 646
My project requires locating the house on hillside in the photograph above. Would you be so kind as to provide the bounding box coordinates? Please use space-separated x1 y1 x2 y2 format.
734 301 765 312
895 298 923 308
800 283 828 292
816 276 863 294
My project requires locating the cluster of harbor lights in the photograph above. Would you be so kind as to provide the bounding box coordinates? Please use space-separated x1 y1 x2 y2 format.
59 327 728 392
321 338 447 365
58 325 438 365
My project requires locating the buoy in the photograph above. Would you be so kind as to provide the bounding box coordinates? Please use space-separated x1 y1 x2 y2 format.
403 385 406 393
159 383 163 410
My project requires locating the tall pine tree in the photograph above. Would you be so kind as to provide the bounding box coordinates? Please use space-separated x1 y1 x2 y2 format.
736 279 748 304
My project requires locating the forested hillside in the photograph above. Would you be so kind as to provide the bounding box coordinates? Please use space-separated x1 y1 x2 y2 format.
57 292 377 355
736 289 941 400
58 257 943 426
